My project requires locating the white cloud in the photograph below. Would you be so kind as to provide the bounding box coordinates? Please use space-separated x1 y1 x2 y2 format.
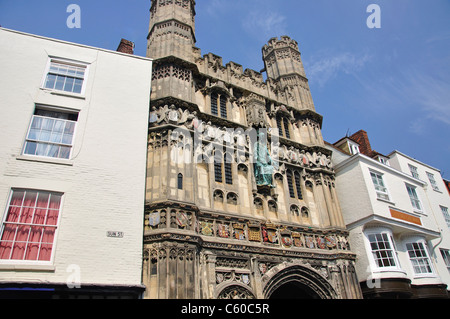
242 9 287 41
408 74 450 126
306 52 372 87
349 65 450 134
204 0 230 17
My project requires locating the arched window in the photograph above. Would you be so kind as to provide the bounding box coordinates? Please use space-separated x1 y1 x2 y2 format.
178 173 183 190
211 92 228 119
211 92 219 116
276 114 290 139
214 151 223 183
220 95 227 119
287 169 303 200
224 152 233 185
294 172 303 200
287 170 295 198
214 150 233 185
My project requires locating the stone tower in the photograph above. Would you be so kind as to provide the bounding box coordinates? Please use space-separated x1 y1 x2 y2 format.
262 36 314 111
147 0 196 62
143 0 362 299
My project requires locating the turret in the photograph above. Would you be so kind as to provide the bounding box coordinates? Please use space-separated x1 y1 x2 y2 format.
262 36 314 111
147 0 196 62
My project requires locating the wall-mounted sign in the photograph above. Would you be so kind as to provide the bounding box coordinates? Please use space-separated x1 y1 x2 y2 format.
107 231 124 238
390 209 422 226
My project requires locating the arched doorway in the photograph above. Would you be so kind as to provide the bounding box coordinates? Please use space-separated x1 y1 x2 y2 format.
263 264 336 299
269 281 321 299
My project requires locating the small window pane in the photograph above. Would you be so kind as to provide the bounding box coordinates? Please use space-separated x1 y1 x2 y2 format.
73 78 83 94
64 121 75 134
67 67 77 76
59 146 71 159
24 141 37 155
28 128 40 141
53 120 65 133
45 74 56 89
76 69 85 77
42 118 54 131
36 143 48 156
47 144 60 158
63 77 75 92
62 134 74 145
54 75 65 91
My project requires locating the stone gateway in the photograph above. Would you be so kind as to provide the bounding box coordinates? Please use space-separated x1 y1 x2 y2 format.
142 0 362 299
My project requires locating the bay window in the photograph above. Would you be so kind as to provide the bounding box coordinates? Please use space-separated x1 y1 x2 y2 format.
365 228 400 270
406 240 434 276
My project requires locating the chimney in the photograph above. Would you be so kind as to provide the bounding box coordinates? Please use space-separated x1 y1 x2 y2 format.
350 130 373 156
116 39 134 55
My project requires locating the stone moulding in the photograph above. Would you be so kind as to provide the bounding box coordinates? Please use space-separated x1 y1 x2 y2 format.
143 204 355 261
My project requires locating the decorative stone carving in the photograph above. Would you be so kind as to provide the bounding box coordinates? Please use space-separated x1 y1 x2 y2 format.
218 286 255 299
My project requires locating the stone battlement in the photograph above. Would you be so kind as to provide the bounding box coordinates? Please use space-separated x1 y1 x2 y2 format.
263 35 300 56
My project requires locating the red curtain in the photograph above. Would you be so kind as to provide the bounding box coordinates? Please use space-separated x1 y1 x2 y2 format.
0 190 61 261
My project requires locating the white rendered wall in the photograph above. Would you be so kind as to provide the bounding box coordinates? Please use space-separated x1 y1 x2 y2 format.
389 151 450 289
327 145 446 287
0 29 152 288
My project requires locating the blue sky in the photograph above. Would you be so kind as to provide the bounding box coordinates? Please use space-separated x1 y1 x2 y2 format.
1 0 449 177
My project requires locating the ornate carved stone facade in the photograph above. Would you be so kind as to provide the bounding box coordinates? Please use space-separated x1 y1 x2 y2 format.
143 0 362 299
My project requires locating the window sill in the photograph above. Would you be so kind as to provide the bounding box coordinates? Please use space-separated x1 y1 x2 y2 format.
412 273 438 279
376 197 396 206
371 268 407 276
40 88 86 100
412 209 428 217
16 155 74 166
0 263 55 272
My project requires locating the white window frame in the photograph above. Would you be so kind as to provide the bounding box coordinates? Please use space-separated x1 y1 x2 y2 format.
41 57 89 96
408 164 420 180
0 189 63 265
22 105 79 160
348 141 360 155
440 249 450 273
378 156 390 166
426 172 440 191
440 206 450 229
404 238 435 277
370 170 390 201
364 228 402 272
406 184 423 213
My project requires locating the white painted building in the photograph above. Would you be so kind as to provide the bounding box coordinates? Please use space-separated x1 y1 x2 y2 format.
388 151 450 293
0 28 152 298
325 131 449 298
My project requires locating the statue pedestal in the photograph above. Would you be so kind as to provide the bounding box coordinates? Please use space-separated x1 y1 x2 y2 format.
256 185 272 197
